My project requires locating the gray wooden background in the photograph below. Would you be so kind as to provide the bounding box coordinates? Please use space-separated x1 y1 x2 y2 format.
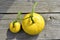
0 0 60 13
0 0 60 40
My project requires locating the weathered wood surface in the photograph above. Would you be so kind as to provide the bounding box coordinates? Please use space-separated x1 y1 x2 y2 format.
0 12 60 40
0 0 60 13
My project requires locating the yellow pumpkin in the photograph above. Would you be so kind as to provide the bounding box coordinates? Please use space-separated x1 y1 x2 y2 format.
9 21 21 33
22 13 45 35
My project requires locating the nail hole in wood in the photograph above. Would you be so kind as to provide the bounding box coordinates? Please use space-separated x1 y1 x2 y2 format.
49 16 55 19
47 16 55 21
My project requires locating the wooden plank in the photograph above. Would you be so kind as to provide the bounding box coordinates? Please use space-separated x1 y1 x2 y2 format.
0 0 60 13
0 12 60 20
0 13 60 40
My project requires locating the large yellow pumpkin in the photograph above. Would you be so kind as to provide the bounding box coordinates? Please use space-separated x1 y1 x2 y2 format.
22 13 45 35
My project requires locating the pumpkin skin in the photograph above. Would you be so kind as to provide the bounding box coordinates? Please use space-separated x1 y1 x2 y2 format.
9 22 21 33
22 13 45 35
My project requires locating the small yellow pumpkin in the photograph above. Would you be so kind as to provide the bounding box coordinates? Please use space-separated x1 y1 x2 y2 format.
9 11 22 33
9 21 21 33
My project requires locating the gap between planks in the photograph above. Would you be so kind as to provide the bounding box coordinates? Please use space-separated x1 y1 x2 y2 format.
0 12 60 14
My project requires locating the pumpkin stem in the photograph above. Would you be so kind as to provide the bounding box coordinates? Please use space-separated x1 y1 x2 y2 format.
13 21 17 28
17 11 22 22
13 11 22 27
31 2 38 23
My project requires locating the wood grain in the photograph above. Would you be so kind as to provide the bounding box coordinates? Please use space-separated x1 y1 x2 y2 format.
0 13 60 40
0 0 60 13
